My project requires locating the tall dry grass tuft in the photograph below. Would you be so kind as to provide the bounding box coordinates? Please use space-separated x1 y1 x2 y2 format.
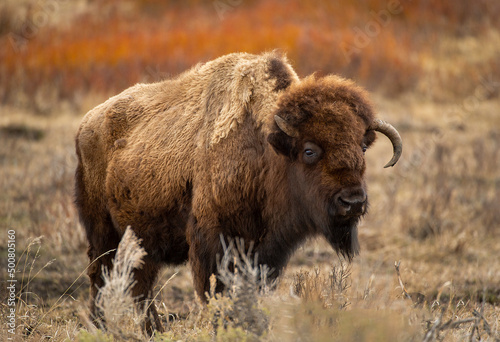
204 237 270 340
292 262 351 310
93 226 147 341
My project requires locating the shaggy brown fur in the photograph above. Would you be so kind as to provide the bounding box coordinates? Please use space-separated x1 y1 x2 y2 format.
75 51 383 332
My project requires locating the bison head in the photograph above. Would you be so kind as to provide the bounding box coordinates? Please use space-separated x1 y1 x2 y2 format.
267 75 402 259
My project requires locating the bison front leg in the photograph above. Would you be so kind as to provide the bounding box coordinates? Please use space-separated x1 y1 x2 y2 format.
187 222 224 300
131 257 164 335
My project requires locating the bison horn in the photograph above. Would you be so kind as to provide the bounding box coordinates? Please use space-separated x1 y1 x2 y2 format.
369 119 403 168
274 115 299 138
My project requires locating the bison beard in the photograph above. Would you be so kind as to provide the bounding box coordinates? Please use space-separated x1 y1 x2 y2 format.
74 52 402 333
326 214 362 260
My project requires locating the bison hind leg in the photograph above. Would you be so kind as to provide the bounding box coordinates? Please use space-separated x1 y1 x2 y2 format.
87 241 164 334
75 151 121 325
86 243 117 328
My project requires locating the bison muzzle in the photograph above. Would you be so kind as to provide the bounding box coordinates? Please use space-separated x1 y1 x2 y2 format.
74 52 402 332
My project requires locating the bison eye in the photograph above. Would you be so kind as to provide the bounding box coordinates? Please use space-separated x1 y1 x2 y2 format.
305 149 315 157
362 145 367 155
302 142 323 164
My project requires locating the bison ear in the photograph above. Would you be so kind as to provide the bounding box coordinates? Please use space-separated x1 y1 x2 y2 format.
267 132 296 160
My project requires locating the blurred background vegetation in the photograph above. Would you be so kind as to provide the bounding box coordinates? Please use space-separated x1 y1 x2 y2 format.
1 0 499 112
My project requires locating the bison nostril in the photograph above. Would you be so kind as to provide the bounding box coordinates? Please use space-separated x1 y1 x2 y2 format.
338 195 366 206
335 188 367 216
338 197 351 208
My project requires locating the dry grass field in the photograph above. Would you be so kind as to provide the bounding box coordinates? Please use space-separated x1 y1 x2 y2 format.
1 1 499 341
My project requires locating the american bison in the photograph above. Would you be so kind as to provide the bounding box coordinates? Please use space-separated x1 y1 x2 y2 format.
75 51 402 332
